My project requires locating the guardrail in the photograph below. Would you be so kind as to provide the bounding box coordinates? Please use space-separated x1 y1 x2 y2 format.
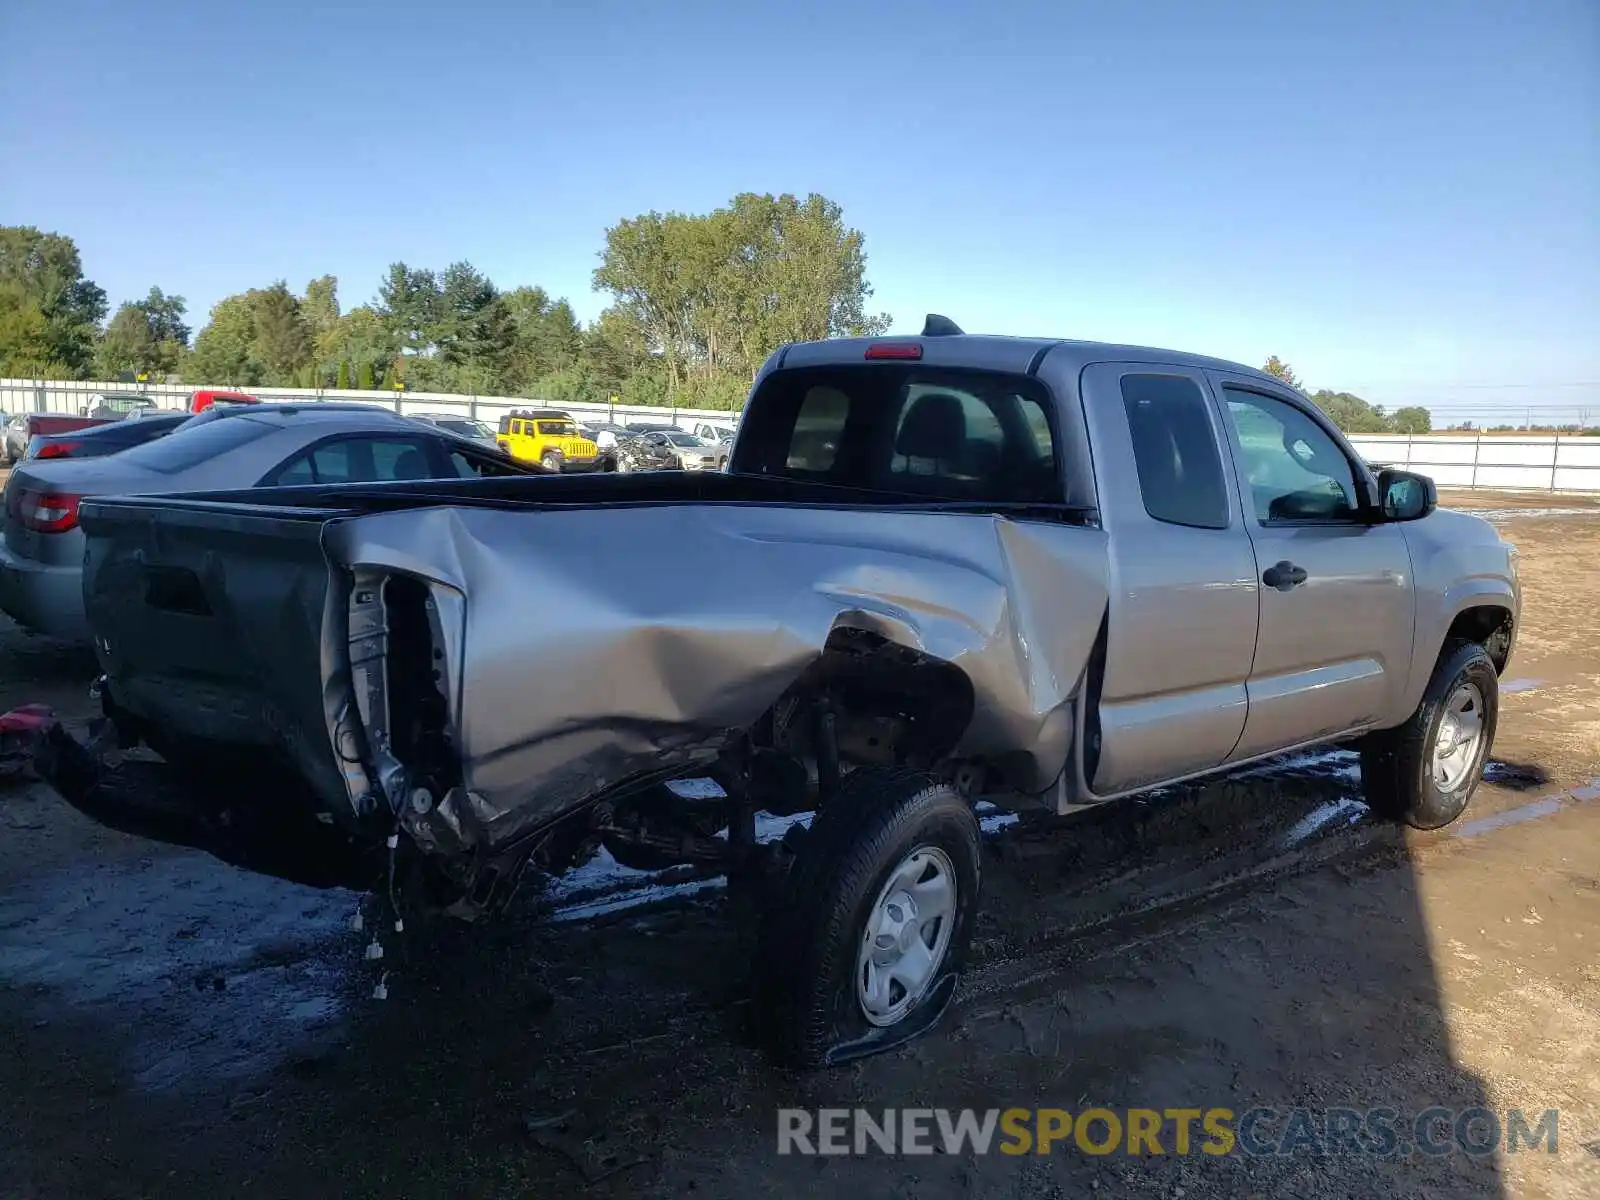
1347 434 1600 493
0 378 739 429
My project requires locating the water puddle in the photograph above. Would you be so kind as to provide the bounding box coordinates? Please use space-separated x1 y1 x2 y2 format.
1453 777 1600 839
1472 507 1599 523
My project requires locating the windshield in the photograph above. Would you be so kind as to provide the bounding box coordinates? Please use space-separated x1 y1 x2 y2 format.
114 414 273 474
666 432 704 446
536 420 577 436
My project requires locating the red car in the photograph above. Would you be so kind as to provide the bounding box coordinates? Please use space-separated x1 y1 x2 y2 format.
189 389 259 413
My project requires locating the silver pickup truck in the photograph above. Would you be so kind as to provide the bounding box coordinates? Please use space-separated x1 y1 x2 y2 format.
29 317 1518 1067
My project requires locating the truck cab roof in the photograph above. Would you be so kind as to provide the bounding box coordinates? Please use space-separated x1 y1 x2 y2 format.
766 314 1286 392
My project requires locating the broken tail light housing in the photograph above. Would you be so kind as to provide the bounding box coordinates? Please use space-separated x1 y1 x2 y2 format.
18 491 82 534
864 341 924 360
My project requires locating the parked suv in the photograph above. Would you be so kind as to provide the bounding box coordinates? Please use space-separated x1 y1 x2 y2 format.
495 409 600 472
80 393 161 419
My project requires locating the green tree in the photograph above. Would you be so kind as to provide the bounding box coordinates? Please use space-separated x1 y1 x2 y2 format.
431 261 515 392
336 360 350 388
380 361 400 391
0 301 80 378
375 263 442 358
1309 389 1391 433
357 360 376 390
712 191 890 364
580 309 652 401
318 305 393 379
186 294 262 384
0 226 108 376
1261 356 1302 390
505 286 584 389
1388 406 1432 434
253 282 312 380
593 191 889 395
301 275 339 338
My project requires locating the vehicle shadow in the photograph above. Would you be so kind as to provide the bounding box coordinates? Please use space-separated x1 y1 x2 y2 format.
0 755 1513 1199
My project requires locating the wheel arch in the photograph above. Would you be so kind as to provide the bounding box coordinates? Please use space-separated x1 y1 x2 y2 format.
762 619 978 774
1444 603 1515 674
1399 583 1518 719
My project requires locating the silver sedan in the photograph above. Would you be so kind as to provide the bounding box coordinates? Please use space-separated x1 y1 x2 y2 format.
0 403 534 641
642 430 726 471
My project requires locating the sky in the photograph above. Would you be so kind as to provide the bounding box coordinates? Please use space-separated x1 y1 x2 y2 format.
1 0 1595 423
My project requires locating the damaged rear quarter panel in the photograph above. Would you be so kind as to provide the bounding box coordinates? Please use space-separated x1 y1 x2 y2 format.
322 502 1110 848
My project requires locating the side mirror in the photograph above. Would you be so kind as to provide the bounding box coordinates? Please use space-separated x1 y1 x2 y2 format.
1377 468 1436 522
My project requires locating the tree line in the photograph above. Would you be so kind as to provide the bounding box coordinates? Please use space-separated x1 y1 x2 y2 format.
9 214 1582 433
1260 356 1437 434
0 193 888 413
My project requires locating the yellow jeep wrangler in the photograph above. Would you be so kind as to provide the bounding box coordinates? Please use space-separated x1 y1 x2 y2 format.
495 409 600 473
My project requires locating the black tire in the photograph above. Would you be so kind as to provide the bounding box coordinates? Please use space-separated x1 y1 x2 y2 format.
540 451 561 473
1361 639 1498 830
755 767 980 1069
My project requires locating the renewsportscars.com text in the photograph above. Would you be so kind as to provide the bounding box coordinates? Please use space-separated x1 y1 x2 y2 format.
776 1106 1560 1159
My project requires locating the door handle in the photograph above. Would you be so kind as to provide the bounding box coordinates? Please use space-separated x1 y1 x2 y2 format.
1262 560 1308 591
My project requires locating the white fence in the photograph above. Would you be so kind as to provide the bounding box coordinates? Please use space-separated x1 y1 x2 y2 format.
0 378 739 430
5 379 1599 493
1347 434 1600 493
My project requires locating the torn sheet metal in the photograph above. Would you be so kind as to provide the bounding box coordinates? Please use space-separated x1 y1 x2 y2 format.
318 502 1110 852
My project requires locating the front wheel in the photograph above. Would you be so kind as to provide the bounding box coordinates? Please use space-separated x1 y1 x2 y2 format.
755 767 980 1068
540 451 561 473
1360 639 1499 830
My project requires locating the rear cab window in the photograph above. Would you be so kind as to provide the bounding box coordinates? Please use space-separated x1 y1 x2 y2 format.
733 366 1062 504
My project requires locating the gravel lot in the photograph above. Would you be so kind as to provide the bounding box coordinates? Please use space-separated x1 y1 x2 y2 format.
1 481 1597 1199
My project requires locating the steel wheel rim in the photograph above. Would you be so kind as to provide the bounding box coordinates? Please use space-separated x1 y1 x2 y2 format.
855 845 957 1027
1432 681 1486 792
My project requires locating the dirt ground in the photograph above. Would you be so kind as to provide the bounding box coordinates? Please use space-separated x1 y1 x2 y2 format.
0 484 1597 1199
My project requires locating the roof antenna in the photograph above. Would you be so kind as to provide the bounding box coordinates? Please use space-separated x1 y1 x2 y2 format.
921 314 964 337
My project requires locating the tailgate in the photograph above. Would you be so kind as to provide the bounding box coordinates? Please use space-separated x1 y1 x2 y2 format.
80 498 354 811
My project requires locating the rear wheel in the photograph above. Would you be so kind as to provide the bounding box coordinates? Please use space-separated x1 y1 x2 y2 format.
755 767 980 1068
1361 639 1498 830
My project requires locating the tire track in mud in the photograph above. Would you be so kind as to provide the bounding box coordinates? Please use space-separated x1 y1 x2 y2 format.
508 752 1394 1070
513 746 1588 1071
